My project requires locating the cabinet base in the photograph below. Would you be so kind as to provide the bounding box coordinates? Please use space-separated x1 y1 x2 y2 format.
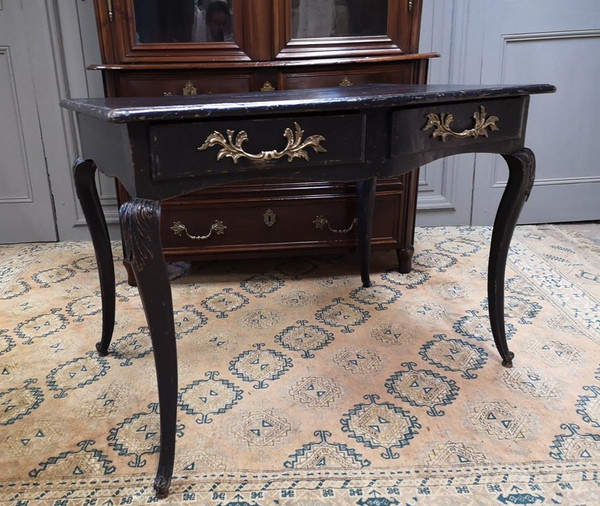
397 246 415 274
122 245 413 287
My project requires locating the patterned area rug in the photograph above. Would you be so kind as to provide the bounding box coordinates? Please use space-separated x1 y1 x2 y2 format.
1 225 599 505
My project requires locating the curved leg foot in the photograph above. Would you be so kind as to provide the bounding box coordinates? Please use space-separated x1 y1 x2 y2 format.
154 474 171 499
356 177 376 287
489 148 536 366
95 342 109 357
73 158 115 355
120 198 177 498
502 351 515 368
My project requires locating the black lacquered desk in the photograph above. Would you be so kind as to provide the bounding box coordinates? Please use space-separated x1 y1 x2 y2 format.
61 83 555 496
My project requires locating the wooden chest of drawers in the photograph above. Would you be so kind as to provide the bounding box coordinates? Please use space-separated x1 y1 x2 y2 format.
91 0 435 279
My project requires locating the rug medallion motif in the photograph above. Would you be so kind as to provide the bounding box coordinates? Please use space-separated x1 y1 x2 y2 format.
1 226 599 504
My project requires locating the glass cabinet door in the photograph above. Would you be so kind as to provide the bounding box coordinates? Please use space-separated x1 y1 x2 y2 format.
97 0 257 63
94 0 421 64
276 0 420 58
132 0 234 43
292 0 387 38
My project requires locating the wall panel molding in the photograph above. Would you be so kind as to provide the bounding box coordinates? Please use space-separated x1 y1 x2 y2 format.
415 0 475 226
0 46 34 203
503 29 600 43
487 29 600 191
45 0 119 240
471 0 600 225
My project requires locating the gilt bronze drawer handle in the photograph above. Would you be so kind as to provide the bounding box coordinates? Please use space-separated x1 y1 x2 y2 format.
163 81 197 97
170 220 226 240
182 81 198 96
261 81 276 92
198 122 326 163
339 76 354 87
313 215 357 234
423 106 499 142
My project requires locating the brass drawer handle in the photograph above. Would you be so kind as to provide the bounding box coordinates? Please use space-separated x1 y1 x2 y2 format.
339 76 354 87
261 81 276 92
163 81 198 97
423 106 499 142
170 220 226 240
198 122 326 164
182 81 198 95
313 215 357 234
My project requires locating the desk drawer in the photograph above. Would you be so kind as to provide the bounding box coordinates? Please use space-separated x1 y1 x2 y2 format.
391 97 527 157
150 114 366 181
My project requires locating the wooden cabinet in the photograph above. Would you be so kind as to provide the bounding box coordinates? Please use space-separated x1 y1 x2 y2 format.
90 0 435 275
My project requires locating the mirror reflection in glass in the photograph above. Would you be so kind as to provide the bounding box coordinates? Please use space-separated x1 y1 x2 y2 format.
133 0 233 44
291 0 388 39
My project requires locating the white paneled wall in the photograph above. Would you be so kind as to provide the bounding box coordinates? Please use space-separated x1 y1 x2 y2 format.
5 1 596 242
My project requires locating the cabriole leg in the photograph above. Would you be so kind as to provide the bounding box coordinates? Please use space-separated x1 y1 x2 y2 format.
72 158 115 356
120 198 178 497
356 177 376 287
489 148 536 367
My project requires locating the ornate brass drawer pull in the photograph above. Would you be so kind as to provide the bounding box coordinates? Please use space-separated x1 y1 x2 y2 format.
423 106 499 142
313 215 357 234
163 81 198 97
170 220 226 240
182 81 198 96
198 122 326 163
339 76 354 87
261 81 276 92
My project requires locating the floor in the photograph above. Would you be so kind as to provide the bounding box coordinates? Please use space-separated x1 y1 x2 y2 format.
555 220 600 246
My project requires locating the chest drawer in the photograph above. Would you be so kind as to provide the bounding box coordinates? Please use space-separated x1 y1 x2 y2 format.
117 72 253 97
149 113 366 181
159 189 404 253
280 64 414 90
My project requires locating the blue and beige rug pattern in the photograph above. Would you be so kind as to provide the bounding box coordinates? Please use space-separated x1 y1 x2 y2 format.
1 226 599 504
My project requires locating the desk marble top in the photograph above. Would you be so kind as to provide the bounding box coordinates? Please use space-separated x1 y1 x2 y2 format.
60 83 555 123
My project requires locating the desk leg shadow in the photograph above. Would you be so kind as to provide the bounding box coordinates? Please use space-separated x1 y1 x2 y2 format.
489 147 536 367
